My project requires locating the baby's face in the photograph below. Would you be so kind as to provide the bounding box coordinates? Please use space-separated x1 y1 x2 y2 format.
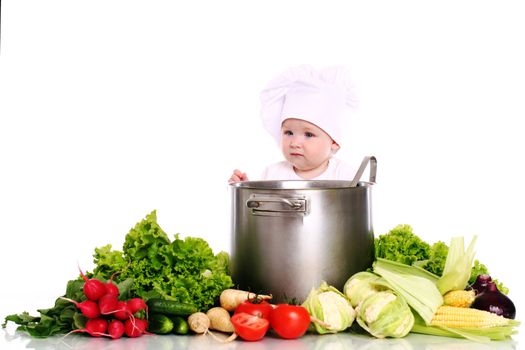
280 118 339 173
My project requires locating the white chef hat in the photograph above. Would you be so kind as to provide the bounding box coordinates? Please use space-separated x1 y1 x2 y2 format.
260 65 358 147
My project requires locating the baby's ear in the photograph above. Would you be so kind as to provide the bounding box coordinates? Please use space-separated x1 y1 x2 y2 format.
331 141 340 153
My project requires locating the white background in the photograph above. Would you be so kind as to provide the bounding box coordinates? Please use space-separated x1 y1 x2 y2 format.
1 0 524 347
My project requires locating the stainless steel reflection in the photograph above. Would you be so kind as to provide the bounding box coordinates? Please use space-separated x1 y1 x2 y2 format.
229 176 375 303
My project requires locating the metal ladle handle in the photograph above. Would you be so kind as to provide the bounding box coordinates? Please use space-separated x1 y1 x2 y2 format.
350 156 377 187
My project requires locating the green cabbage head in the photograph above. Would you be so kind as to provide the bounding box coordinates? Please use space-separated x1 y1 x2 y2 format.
343 271 385 308
356 290 414 338
303 281 356 334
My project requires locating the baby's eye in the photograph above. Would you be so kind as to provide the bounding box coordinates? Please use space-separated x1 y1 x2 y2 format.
283 130 293 136
305 132 315 138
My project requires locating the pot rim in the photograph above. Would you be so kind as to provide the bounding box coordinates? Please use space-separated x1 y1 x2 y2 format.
229 180 374 190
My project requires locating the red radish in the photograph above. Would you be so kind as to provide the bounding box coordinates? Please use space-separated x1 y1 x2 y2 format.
107 319 125 339
60 297 100 319
99 294 119 315
127 298 147 314
78 267 107 301
105 281 120 297
105 272 120 297
124 318 148 338
114 301 131 320
82 318 108 337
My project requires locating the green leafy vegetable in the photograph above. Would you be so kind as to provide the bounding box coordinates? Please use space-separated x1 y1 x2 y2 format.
436 236 477 295
302 281 356 334
373 258 443 325
3 211 230 338
417 241 449 276
2 278 134 337
343 271 385 308
374 224 430 265
2 280 84 337
375 225 508 293
92 210 233 311
355 290 414 338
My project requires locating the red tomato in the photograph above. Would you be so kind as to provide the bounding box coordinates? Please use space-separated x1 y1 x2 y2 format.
231 312 270 341
234 300 273 320
270 304 311 339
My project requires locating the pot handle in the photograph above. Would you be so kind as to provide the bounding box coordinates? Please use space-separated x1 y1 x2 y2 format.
350 156 377 187
246 195 308 215
247 197 302 209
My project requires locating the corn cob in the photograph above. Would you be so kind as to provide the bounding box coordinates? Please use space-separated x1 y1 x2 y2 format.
443 289 476 308
430 306 513 329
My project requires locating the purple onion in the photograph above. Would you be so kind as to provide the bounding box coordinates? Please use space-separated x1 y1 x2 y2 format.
471 281 516 319
468 274 492 295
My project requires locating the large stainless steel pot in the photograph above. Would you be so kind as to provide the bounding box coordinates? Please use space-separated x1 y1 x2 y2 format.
229 157 376 303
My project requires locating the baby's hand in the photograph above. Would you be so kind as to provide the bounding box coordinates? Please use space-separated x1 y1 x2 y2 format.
229 169 249 183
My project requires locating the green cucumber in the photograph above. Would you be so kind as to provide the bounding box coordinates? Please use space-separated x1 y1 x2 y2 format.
147 298 198 317
171 316 189 335
148 313 174 334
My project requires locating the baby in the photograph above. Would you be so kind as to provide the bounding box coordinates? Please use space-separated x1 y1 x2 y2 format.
229 65 358 183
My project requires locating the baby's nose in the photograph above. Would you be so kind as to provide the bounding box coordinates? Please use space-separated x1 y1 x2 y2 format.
290 140 301 147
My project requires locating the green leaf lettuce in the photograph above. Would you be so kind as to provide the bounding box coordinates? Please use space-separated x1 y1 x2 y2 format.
92 210 233 311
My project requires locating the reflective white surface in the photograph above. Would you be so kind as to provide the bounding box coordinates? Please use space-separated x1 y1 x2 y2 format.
1 1 524 350
1 327 519 350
